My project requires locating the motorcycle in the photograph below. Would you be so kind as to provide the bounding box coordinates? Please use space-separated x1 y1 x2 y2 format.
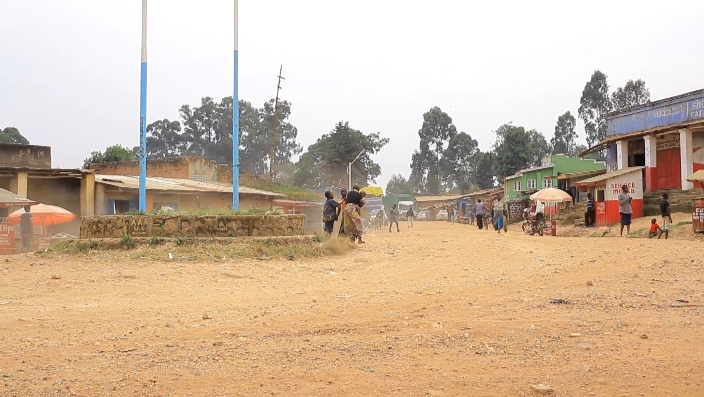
522 211 545 236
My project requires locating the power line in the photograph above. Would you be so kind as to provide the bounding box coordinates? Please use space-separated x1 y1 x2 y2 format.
286 78 564 114
269 65 285 183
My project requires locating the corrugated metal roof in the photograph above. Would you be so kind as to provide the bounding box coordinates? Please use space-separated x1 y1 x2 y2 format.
415 194 470 202
504 164 554 180
0 188 37 207
415 188 502 202
95 174 285 197
545 169 607 180
273 199 322 206
574 167 645 186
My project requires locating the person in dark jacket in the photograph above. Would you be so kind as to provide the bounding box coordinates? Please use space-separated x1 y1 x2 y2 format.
20 206 34 252
584 193 595 227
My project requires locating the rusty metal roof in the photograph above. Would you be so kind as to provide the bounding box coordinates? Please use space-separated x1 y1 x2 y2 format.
273 199 323 207
0 188 37 207
574 166 645 186
95 174 285 197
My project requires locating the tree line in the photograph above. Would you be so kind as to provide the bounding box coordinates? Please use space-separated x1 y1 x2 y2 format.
4 68 649 195
83 97 388 188
386 70 651 195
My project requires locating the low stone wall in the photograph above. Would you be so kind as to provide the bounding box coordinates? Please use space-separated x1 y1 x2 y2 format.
80 215 305 238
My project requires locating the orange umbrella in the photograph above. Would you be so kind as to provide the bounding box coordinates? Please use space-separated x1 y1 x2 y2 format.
8 204 76 226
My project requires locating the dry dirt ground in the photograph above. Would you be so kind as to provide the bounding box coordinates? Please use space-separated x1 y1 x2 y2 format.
1 221 703 397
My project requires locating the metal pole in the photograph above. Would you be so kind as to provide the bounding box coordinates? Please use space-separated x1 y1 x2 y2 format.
348 163 352 191
232 0 240 210
138 0 148 213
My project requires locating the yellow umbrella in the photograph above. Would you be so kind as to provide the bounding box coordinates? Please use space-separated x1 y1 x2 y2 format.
361 186 384 196
530 188 572 203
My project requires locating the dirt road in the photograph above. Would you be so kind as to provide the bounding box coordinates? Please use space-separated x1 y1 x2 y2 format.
1 222 703 396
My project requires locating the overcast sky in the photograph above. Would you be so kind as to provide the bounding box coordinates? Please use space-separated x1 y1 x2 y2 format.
2 0 704 187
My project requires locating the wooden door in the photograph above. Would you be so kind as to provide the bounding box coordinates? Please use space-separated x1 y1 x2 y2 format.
657 148 681 190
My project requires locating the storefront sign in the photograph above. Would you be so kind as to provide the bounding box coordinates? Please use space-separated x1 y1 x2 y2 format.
608 182 636 195
656 140 680 150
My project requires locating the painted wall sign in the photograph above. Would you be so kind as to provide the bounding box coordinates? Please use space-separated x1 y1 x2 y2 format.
656 141 680 150
129 218 148 236
0 219 14 252
607 90 704 136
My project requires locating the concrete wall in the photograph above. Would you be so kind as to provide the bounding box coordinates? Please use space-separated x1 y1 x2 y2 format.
95 189 274 215
90 157 193 179
0 144 51 168
80 214 305 238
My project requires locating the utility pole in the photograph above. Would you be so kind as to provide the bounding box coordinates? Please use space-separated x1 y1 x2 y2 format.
269 65 284 183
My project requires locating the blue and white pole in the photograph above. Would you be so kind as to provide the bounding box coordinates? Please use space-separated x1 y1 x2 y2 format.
232 0 240 211
138 0 148 212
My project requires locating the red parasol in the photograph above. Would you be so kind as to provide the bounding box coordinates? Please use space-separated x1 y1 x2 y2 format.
8 204 76 226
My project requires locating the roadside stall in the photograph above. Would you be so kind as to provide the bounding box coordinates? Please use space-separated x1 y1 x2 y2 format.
686 170 704 233
8 203 75 251
530 188 572 236
0 188 37 254
574 167 645 227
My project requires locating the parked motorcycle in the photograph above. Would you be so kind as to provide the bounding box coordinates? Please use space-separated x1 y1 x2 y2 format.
521 211 545 236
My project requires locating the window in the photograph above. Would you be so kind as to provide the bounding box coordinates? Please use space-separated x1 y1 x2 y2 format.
513 180 522 191
542 179 553 188
526 179 537 189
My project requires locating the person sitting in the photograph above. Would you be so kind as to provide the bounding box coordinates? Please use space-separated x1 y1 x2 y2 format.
648 218 664 239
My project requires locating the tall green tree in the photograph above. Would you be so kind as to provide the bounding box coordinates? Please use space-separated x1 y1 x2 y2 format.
83 144 136 168
528 129 551 166
0 127 29 145
294 121 389 188
551 111 578 156
475 150 495 189
578 70 612 149
240 99 302 175
138 96 302 176
144 119 186 158
611 79 650 112
410 106 458 194
440 132 479 192
386 174 410 195
492 123 533 180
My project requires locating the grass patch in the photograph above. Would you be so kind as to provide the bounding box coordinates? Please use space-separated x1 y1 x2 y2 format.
41 235 355 262
120 233 138 249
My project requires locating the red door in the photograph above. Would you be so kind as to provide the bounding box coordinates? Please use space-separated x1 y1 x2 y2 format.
657 148 681 190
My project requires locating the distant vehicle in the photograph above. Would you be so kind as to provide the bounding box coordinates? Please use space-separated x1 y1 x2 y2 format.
417 210 429 221
398 200 415 220
436 209 448 221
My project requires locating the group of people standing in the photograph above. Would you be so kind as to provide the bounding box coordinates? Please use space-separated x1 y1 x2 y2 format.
473 196 508 233
323 186 367 244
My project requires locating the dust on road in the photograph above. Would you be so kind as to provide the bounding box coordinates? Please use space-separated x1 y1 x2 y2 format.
1 221 703 396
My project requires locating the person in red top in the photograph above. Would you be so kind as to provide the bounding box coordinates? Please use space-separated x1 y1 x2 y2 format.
648 218 664 239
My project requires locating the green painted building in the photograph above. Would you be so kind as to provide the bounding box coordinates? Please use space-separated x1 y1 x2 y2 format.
503 154 606 201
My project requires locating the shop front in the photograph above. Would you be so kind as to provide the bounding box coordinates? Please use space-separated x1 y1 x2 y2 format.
581 89 704 192
574 167 644 226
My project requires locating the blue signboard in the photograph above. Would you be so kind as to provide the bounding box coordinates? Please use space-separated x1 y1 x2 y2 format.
607 89 704 136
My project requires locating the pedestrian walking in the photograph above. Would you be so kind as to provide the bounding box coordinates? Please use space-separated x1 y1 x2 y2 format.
388 204 401 233
406 207 414 228
493 196 505 234
322 191 340 236
475 200 485 229
584 193 595 227
659 192 671 239
618 185 633 237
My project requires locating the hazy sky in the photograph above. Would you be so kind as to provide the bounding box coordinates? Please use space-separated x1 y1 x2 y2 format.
2 1 704 188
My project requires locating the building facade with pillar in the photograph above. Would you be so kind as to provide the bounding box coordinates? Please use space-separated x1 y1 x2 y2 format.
583 89 704 192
